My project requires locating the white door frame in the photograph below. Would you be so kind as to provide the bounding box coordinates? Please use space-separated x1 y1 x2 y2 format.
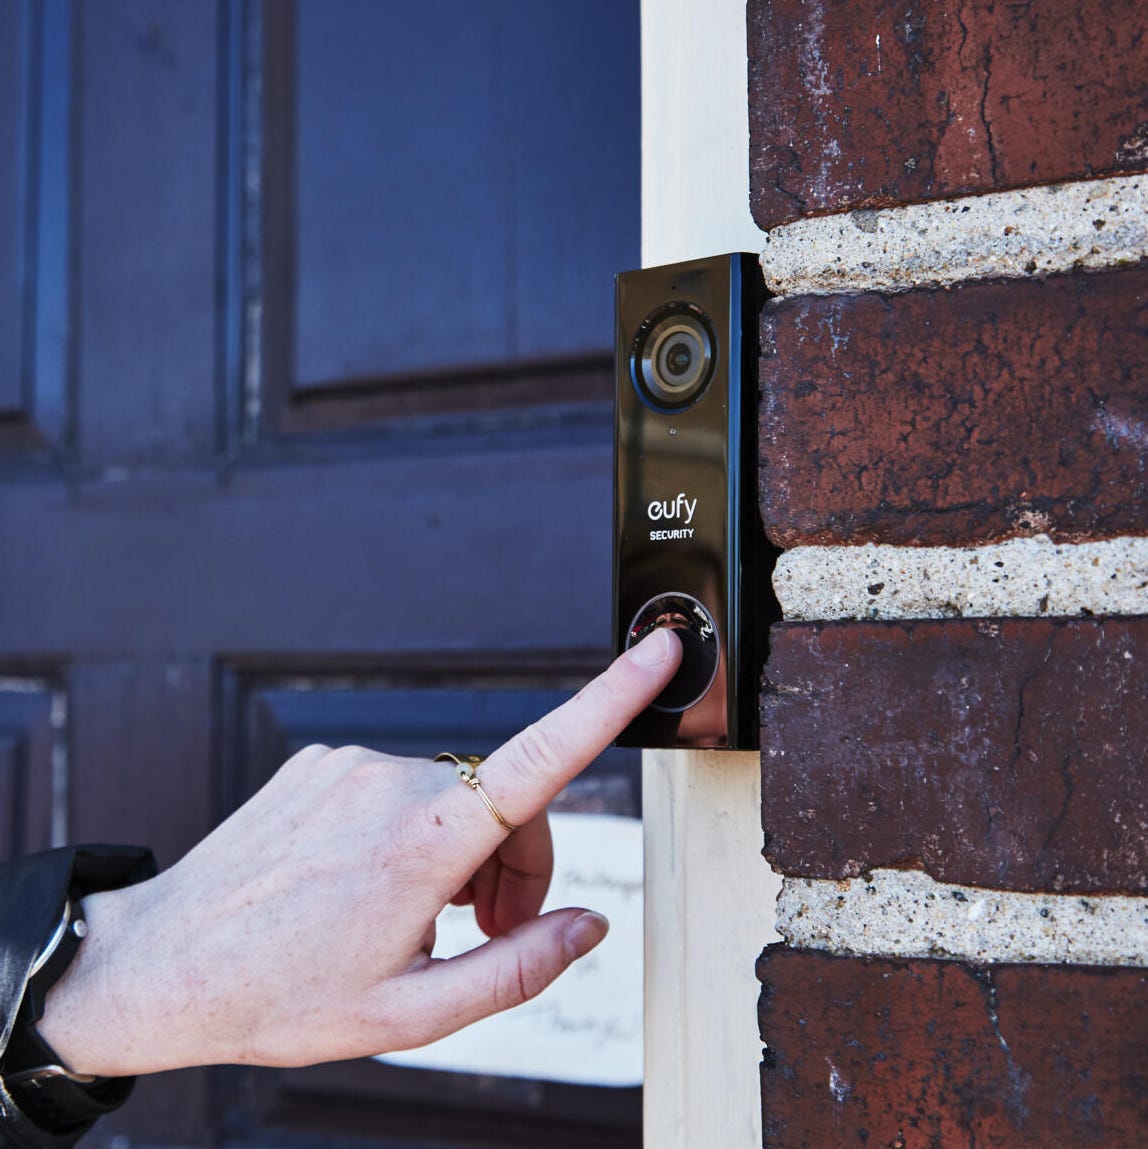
641 3 779 1147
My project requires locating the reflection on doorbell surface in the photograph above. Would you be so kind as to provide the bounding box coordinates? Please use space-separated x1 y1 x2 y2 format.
613 253 769 750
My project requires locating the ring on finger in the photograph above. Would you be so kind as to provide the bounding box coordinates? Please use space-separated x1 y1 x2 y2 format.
434 752 519 834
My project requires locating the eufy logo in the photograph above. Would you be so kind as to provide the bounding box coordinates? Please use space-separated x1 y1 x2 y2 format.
647 492 697 541
648 493 697 524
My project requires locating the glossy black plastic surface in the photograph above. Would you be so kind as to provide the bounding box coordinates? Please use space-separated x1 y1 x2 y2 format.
612 253 767 749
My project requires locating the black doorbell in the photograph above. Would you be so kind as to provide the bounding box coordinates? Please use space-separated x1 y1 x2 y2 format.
613 253 769 750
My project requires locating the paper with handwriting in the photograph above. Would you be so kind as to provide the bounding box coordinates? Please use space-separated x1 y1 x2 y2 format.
377 812 642 1085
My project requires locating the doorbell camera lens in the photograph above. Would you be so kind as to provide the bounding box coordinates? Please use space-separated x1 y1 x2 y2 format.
631 303 715 409
664 341 692 377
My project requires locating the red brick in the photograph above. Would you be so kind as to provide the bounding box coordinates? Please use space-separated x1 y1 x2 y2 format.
758 947 1148 1148
761 617 1148 893
758 267 1148 548
748 0 1148 228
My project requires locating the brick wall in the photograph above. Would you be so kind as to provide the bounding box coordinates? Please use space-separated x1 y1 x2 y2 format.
748 1 1148 1144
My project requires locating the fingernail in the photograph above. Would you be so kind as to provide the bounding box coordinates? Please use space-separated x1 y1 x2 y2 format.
564 911 609 961
628 626 675 667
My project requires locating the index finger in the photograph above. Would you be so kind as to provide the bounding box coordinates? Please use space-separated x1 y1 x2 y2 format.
429 628 681 850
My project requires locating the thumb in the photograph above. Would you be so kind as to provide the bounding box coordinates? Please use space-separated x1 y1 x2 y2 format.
386 909 609 1049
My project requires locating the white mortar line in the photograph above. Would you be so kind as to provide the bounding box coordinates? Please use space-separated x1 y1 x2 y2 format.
773 535 1148 622
759 175 1148 298
778 869 1148 967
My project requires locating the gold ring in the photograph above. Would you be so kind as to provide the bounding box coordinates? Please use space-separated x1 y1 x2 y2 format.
434 753 518 833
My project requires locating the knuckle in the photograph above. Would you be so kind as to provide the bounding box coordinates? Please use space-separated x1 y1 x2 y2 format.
279 742 333 776
595 669 632 710
377 801 451 885
506 721 568 783
328 744 373 768
578 678 626 728
493 952 552 1012
325 746 391 792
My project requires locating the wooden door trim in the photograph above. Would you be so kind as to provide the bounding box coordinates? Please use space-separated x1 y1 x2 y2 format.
639 2 778 1147
0 0 73 464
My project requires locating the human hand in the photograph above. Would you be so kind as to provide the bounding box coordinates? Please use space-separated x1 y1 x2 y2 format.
38 629 681 1075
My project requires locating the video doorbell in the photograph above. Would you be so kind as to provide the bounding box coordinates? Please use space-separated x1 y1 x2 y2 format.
613 253 769 750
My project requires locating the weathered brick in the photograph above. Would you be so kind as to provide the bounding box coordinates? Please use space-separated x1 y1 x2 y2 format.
758 267 1148 548
748 0 1148 228
758 947 1148 1148
760 617 1148 893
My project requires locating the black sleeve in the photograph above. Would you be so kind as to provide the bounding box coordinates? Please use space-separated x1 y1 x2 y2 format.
0 846 156 1149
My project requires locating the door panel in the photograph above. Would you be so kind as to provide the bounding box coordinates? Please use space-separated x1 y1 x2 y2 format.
69 660 214 866
223 1059 641 1149
252 0 633 431
289 0 638 384
0 0 69 455
0 678 60 860
0 448 614 655
0 2 29 419
77 0 219 467
0 0 641 1146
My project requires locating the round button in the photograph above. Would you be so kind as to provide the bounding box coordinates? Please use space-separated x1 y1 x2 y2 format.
626 592 720 712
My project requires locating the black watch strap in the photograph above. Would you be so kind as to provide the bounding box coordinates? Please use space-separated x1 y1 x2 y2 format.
0 845 156 1139
2 897 131 1133
1 1053 133 1135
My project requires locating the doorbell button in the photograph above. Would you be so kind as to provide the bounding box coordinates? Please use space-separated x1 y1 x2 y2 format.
626 592 720 712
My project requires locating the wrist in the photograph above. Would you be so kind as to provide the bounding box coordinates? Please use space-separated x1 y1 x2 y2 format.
36 876 193 1078
0 845 157 1133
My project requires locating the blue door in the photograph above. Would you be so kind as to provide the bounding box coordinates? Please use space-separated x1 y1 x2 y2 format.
0 1 641 1144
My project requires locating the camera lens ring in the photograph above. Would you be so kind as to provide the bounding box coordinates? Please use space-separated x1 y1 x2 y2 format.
625 591 720 713
630 302 716 411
